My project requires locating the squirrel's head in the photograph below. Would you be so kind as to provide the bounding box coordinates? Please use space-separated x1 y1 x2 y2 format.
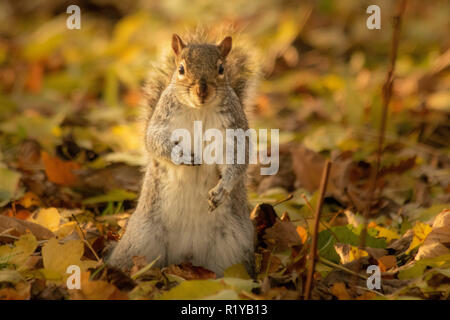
171 34 232 108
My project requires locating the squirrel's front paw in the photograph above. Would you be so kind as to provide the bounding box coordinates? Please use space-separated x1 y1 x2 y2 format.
171 144 201 166
208 184 229 213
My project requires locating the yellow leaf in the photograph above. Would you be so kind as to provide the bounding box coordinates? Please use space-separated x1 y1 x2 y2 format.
330 282 351 300
334 243 368 264
0 233 38 268
223 264 251 279
42 238 99 279
374 226 400 242
296 225 308 244
70 272 128 300
55 221 77 239
17 192 41 208
158 280 226 300
31 207 60 232
406 222 433 254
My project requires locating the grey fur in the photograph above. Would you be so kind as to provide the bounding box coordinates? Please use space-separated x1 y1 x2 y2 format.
106 32 257 277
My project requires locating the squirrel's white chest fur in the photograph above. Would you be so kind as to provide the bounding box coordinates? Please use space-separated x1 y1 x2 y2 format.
161 105 229 265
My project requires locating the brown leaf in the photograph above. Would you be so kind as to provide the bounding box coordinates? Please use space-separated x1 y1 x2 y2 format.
263 219 302 252
377 255 397 272
130 256 148 276
70 272 128 300
330 282 351 300
41 151 80 186
164 263 216 280
25 62 43 93
250 203 278 247
259 250 282 275
415 209 450 260
0 282 30 300
0 215 54 241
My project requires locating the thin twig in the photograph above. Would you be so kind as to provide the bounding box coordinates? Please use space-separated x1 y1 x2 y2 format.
272 194 294 206
356 0 407 285
131 255 161 280
72 214 101 262
359 0 407 250
301 193 340 242
318 257 367 280
304 160 332 300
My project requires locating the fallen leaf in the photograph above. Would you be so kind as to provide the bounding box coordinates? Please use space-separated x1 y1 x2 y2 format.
70 271 128 300
373 226 400 243
223 264 251 280
41 151 80 186
263 219 302 252
31 207 61 232
0 233 38 268
17 192 42 209
41 238 99 279
334 243 368 264
164 263 216 280
296 226 308 244
250 203 278 242
0 281 30 300
55 221 77 239
415 209 450 260
158 279 226 300
0 215 54 240
406 221 433 254
0 167 21 206
330 282 351 300
377 255 397 272
0 270 25 284
25 62 42 93
356 291 377 300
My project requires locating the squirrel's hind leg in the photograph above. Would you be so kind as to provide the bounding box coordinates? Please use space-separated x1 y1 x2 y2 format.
105 211 167 270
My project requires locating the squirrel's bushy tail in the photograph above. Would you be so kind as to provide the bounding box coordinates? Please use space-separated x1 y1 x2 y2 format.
142 27 259 123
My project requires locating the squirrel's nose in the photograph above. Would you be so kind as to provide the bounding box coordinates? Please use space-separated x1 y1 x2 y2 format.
196 79 208 100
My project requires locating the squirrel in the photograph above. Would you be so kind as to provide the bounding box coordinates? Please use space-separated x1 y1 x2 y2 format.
106 29 259 277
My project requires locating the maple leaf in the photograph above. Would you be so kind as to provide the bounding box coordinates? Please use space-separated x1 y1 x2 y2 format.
41 238 99 280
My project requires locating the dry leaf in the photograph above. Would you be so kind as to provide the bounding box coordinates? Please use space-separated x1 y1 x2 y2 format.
334 243 368 264
377 255 397 272
0 233 38 268
296 226 308 244
70 272 128 300
17 192 42 209
263 219 302 252
31 207 61 232
330 282 351 300
164 263 216 280
0 282 31 300
41 151 80 186
406 221 433 254
415 209 450 260
0 215 54 240
42 238 99 278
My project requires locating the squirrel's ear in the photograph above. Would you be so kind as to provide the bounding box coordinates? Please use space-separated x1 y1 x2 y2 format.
172 34 186 56
218 36 232 58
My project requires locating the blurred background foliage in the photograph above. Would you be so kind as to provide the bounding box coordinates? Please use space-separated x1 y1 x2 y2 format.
0 0 449 300
0 0 448 211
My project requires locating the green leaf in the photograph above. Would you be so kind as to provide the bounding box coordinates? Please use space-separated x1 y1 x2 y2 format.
398 254 450 279
318 225 386 263
0 167 22 206
82 189 137 205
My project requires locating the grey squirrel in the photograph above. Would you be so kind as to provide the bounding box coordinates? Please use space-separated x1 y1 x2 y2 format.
106 30 258 277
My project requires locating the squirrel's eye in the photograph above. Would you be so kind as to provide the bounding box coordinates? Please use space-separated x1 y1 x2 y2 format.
218 64 224 75
178 65 185 75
